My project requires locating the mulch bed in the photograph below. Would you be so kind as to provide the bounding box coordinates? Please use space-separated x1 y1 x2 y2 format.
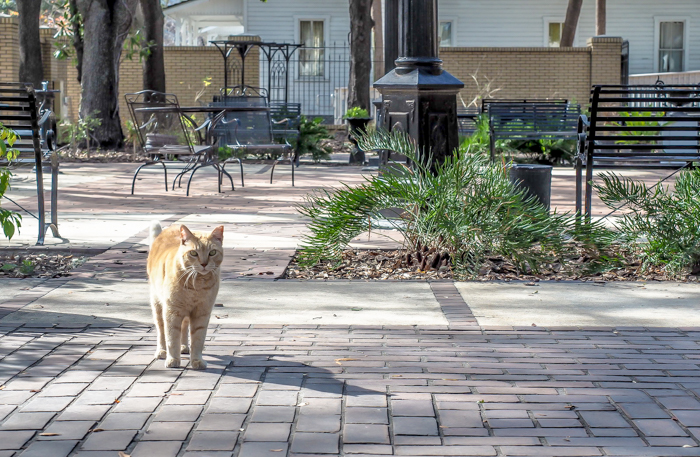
0 253 86 278
286 249 700 282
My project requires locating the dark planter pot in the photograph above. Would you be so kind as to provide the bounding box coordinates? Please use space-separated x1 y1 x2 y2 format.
509 164 553 210
346 117 372 164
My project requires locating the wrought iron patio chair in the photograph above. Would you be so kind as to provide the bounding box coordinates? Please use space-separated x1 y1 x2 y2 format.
125 90 233 196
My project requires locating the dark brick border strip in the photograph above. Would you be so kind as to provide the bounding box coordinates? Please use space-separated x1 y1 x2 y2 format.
430 281 478 327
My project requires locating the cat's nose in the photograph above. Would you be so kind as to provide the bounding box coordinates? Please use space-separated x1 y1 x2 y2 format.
201 263 208 268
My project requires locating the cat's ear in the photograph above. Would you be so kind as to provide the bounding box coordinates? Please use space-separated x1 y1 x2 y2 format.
180 225 195 245
211 226 224 244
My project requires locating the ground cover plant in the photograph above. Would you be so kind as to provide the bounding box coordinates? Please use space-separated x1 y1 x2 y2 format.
0 122 21 240
595 169 700 277
297 130 616 279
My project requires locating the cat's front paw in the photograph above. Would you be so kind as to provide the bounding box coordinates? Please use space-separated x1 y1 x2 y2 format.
164 357 181 368
190 358 207 370
181 345 190 354
154 349 166 359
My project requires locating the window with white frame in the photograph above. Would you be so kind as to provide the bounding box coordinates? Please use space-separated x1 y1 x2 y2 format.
439 21 453 47
299 20 325 77
658 21 685 72
548 22 564 47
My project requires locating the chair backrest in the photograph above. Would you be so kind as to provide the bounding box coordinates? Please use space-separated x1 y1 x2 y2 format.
587 84 700 157
488 102 580 138
214 85 269 108
216 108 275 146
0 83 43 163
124 90 193 154
270 103 302 130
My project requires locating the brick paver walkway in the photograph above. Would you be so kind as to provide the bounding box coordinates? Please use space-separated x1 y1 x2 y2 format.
1 163 697 455
0 283 698 456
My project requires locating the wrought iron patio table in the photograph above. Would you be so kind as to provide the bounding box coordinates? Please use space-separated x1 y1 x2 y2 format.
133 105 271 195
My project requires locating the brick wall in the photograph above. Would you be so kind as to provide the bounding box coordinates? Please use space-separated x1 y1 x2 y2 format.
1 14 621 122
441 37 623 107
0 17 19 84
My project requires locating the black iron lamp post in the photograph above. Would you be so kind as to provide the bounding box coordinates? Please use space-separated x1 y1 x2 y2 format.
374 0 463 170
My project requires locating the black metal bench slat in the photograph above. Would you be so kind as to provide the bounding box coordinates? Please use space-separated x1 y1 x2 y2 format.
594 126 700 132
595 106 700 113
0 82 59 245
592 135 700 142
488 102 581 161
595 115 700 122
576 84 700 217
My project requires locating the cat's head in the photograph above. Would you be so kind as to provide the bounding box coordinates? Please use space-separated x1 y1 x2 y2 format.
179 225 224 276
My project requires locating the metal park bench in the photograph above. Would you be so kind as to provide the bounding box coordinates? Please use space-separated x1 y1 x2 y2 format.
125 90 233 196
488 101 581 161
0 83 60 245
576 84 700 216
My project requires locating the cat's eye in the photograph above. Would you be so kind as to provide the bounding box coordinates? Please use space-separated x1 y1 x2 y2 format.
189 250 198 256
209 250 217 256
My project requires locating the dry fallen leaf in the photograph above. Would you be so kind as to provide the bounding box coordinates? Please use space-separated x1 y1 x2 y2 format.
89 428 105 433
270 450 283 452
334 358 360 365
118 452 131 457
39 433 60 436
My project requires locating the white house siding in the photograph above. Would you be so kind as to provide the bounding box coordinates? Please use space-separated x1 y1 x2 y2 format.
439 0 699 75
245 0 352 120
245 0 350 46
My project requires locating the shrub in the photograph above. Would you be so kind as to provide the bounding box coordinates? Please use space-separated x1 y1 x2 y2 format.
0 122 22 240
297 129 614 277
595 169 700 276
343 107 370 119
296 116 332 163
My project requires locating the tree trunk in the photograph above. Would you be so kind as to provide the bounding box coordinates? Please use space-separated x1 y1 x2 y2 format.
76 0 138 149
69 0 84 83
372 0 384 81
17 0 44 87
140 0 166 92
560 0 582 47
596 0 606 36
347 0 373 111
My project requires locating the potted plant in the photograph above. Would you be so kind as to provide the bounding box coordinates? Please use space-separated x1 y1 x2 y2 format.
343 107 372 164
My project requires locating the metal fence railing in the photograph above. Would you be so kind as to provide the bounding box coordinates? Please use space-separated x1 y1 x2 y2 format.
258 44 384 124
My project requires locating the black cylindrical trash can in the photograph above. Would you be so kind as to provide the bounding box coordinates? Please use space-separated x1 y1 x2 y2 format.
509 164 553 210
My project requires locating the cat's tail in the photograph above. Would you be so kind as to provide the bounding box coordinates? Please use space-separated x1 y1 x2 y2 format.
148 220 162 247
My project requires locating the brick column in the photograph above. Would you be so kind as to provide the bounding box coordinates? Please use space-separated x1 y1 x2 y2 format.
0 17 19 83
588 36 623 86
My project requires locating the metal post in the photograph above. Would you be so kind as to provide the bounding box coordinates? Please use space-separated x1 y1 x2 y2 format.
374 0 464 170
384 0 399 72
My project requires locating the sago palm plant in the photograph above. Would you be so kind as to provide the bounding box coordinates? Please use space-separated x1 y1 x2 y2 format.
297 129 614 277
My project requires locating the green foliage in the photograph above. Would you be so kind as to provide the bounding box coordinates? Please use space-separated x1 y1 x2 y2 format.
123 30 157 63
297 129 615 277
0 263 16 272
343 107 370 119
218 146 235 162
611 111 660 145
0 122 22 240
19 260 35 275
459 114 491 156
508 138 577 165
459 115 574 164
58 111 102 150
295 117 332 162
594 169 700 277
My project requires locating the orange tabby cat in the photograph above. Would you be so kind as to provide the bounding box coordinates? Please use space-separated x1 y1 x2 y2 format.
147 222 224 369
